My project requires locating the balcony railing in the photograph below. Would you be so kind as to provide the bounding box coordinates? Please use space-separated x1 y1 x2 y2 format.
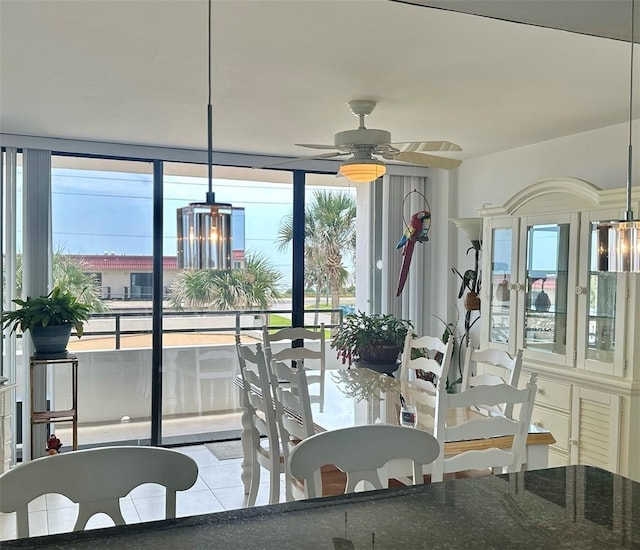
84 308 343 350
4 308 345 351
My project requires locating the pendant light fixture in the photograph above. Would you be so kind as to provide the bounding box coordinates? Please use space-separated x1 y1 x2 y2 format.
598 0 640 273
177 0 232 270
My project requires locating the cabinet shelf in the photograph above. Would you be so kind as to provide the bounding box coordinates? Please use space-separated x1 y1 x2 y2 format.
525 310 567 316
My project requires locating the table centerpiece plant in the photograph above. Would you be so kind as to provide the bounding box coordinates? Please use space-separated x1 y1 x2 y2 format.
331 311 414 371
1 286 91 355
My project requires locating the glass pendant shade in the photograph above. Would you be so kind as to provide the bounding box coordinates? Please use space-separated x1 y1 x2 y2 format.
177 201 232 270
338 159 386 183
598 220 640 272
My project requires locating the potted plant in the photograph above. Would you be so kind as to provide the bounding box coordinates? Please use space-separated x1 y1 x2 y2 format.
331 311 413 373
1 286 91 355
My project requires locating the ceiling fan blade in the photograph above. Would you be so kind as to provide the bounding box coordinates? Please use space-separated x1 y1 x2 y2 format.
295 143 340 150
391 141 462 153
394 151 463 170
256 151 347 169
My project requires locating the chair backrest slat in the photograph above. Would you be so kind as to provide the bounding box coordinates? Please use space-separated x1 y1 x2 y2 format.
0 446 198 538
444 448 515 473
263 324 327 412
461 346 524 417
288 425 440 499
445 416 520 441
447 383 529 409
262 325 326 368
431 373 537 482
399 332 454 387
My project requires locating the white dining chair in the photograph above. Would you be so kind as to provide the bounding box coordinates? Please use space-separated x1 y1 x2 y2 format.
262 324 326 411
267 356 324 501
398 332 454 390
288 425 440 499
461 346 524 417
0 446 198 538
194 346 238 414
431 373 538 483
235 341 283 506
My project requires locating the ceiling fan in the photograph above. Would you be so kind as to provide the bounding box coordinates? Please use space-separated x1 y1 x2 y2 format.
275 100 463 182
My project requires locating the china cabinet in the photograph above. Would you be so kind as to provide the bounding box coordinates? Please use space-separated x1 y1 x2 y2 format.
478 177 640 481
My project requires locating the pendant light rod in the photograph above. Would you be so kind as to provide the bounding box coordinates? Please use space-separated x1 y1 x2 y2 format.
625 0 636 221
594 0 639 273
176 0 233 270
206 0 214 204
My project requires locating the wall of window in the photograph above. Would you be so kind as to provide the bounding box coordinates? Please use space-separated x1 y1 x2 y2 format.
2 145 362 456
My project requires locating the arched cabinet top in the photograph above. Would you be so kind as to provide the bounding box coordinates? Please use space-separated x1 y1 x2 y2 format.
479 176 637 217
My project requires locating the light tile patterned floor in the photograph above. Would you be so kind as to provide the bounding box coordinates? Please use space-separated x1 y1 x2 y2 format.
0 443 283 542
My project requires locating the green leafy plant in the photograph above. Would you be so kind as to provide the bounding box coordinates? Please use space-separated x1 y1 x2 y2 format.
331 311 413 366
1 286 91 337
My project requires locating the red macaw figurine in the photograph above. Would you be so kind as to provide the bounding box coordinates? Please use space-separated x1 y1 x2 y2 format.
396 210 431 296
47 434 62 455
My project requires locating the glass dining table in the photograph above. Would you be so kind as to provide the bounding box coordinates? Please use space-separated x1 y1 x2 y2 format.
237 366 555 495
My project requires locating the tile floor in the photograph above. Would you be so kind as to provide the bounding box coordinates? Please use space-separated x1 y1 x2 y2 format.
0 443 283 542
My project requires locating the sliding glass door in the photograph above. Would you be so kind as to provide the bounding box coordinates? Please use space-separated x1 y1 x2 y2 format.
160 163 293 444
50 155 154 447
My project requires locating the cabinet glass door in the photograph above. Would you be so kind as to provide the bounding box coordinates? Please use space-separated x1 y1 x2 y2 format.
489 227 513 345
579 218 626 373
587 224 617 363
523 223 570 355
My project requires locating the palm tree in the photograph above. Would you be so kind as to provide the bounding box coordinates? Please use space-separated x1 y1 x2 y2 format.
277 189 356 325
169 251 284 311
11 251 107 313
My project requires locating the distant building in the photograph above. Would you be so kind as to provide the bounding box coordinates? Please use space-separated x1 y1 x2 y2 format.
71 251 246 300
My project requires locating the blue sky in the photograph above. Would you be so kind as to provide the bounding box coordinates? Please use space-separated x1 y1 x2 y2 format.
44 167 354 287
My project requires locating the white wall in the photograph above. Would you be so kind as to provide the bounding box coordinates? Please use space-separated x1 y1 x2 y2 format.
455 121 638 218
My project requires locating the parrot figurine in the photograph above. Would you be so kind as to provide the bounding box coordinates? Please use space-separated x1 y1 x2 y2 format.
396 210 431 296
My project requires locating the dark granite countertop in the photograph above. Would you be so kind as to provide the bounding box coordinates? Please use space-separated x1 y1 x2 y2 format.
2 466 637 549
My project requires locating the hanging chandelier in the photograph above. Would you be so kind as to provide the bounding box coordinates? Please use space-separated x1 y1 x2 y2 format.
176 0 232 270
598 0 640 273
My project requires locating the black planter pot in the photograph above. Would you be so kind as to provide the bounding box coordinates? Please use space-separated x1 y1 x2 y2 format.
356 343 402 374
30 324 72 355
358 343 401 365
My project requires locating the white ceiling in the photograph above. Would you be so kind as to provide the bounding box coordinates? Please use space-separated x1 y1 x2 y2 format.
1 0 638 164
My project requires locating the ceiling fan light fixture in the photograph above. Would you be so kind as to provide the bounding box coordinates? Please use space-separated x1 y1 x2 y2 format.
339 158 386 183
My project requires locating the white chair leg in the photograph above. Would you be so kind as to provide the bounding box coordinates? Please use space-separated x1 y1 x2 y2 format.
268 454 280 504
246 454 261 507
